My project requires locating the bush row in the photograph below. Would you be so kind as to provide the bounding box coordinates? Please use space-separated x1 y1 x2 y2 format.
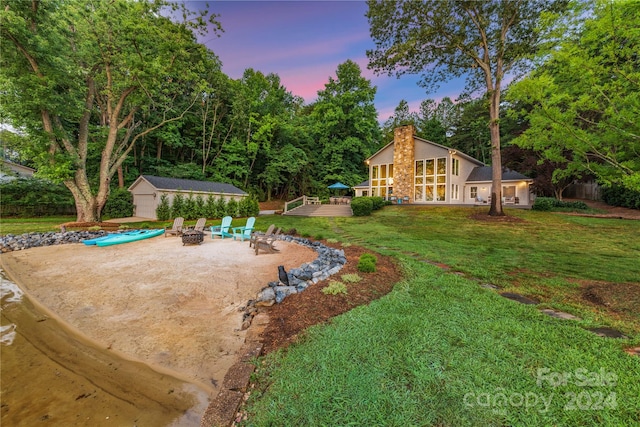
601 185 640 210
155 193 259 221
532 197 589 211
351 196 388 216
0 178 75 217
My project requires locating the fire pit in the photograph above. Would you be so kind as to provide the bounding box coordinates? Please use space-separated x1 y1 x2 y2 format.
181 230 204 246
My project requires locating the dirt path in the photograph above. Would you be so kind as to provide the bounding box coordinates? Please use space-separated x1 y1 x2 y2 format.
565 199 640 220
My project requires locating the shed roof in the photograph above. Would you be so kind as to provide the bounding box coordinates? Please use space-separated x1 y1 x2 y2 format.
131 175 247 195
466 166 533 182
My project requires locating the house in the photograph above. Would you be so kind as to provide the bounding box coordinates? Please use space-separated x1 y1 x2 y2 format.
128 175 248 219
358 125 533 205
1 159 35 182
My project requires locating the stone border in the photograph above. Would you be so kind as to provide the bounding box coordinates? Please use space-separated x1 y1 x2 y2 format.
239 236 347 329
0 230 109 252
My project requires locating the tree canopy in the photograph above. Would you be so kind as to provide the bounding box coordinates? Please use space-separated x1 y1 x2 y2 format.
507 0 640 192
1 0 218 221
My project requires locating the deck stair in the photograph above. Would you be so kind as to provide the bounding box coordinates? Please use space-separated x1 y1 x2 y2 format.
283 203 352 217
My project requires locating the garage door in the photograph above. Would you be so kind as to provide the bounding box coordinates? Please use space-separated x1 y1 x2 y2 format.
135 194 156 219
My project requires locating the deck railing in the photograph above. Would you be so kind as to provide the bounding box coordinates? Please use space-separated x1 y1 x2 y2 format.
284 195 320 213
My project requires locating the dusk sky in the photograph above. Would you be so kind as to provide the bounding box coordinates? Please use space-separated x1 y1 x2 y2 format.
193 1 467 123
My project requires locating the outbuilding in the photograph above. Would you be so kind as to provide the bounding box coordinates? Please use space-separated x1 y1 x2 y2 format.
128 175 248 219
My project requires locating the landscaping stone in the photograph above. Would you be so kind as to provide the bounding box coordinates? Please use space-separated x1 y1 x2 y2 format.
0 230 109 252
251 235 347 307
540 309 581 321
500 292 540 305
588 327 628 339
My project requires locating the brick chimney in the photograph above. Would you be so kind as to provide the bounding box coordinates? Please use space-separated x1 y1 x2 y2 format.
392 125 415 203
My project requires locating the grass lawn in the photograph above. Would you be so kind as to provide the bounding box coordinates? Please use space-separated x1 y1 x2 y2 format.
3 208 638 425
240 206 639 426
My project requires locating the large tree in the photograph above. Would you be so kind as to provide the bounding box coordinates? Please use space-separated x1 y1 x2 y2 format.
311 60 380 188
0 0 219 221
366 0 572 215
507 0 640 192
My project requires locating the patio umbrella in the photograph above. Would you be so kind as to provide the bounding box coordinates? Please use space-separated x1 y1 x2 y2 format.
328 182 350 196
327 182 350 190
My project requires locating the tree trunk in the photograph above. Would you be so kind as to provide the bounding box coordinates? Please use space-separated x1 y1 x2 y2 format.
117 165 124 188
488 89 504 216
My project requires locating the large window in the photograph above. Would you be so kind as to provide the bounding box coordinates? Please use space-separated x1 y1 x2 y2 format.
415 157 446 202
371 164 393 199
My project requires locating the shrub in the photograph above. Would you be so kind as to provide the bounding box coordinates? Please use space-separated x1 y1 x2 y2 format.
341 273 362 283
0 177 75 216
351 197 373 216
226 198 239 217
532 197 589 211
239 196 260 217
357 253 378 273
214 197 227 218
103 188 134 218
322 281 348 295
183 194 198 220
360 253 378 264
370 196 386 210
602 185 640 209
532 197 555 211
171 194 185 218
194 195 206 218
204 195 217 219
156 194 171 221
357 258 376 273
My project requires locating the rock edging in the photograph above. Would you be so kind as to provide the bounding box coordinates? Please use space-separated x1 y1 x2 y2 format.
0 231 110 253
240 235 347 330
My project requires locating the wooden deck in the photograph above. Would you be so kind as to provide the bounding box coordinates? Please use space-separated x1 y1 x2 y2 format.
282 204 353 217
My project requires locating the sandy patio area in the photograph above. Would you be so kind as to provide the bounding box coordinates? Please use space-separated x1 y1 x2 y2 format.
0 234 317 394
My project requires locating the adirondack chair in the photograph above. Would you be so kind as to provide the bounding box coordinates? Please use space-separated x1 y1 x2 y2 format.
254 228 282 255
165 217 184 237
210 216 233 239
187 218 207 233
231 217 256 241
249 224 275 248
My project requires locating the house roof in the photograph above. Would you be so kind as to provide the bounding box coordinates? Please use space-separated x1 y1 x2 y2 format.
366 136 484 167
466 166 533 182
131 175 247 195
353 180 369 188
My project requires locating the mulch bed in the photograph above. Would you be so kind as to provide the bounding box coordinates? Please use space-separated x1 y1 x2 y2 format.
258 242 403 353
60 221 121 230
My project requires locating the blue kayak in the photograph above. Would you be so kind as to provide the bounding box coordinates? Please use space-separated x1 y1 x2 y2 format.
83 230 143 246
84 229 164 247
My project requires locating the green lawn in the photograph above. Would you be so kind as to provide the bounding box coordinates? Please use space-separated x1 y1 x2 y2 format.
3 208 639 425
240 206 639 426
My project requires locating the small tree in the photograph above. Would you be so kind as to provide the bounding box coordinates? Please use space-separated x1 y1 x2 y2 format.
171 194 186 219
184 194 198 220
156 195 172 221
214 196 227 219
204 195 217 219
239 196 260 217
225 198 239 218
